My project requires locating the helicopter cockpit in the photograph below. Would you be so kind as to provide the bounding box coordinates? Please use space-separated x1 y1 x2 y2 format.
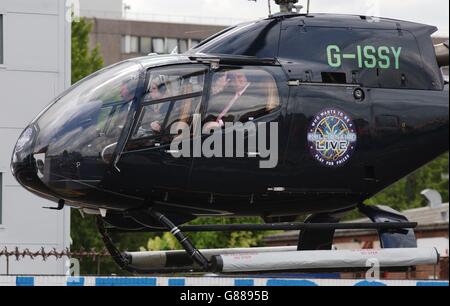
11 55 283 204
11 61 141 201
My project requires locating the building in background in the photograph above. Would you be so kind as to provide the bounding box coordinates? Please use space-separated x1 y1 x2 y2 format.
0 0 71 275
78 0 225 66
86 18 225 66
264 190 449 280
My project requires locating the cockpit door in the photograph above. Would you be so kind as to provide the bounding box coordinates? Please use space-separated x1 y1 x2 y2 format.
118 65 208 198
188 65 289 197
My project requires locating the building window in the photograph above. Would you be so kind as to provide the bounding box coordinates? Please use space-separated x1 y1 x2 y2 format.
140 37 152 54
122 35 140 54
0 172 3 224
152 38 165 54
0 15 3 64
166 38 178 54
121 36 205 55
121 35 128 53
130 36 139 53
178 39 188 54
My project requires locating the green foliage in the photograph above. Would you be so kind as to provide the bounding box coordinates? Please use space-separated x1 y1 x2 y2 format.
71 211 151 275
366 153 449 211
71 18 104 84
146 217 269 251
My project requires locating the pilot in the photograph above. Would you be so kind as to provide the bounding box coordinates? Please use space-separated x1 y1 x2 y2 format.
211 73 230 96
120 79 137 102
203 70 253 133
149 79 168 101
106 79 137 138
136 77 170 134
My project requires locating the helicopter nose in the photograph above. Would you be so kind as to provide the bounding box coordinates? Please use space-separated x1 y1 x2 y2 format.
11 126 39 188
11 125 60 201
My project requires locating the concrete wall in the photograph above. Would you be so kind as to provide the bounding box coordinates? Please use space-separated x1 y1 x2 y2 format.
88 18 225 66
0 0 71 275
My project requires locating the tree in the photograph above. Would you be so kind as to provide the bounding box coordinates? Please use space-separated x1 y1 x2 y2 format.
70 18 107 275
71 18 103 84
146 217 268 251
70 18 151 275
366 153 449 211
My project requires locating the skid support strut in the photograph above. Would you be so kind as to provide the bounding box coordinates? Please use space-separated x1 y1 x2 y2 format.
147 210 210 270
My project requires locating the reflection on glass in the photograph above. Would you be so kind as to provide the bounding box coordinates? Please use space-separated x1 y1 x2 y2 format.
129 96 201 149
126 65 206 151
145 66 207 101
204 68 279 127
35 62 140 161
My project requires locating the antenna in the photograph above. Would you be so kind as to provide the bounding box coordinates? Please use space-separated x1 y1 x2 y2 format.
250 0 311 16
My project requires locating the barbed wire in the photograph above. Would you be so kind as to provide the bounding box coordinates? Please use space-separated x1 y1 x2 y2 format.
0 247 111 262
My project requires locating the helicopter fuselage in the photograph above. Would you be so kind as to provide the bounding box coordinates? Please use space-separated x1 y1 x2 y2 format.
11 14 449 227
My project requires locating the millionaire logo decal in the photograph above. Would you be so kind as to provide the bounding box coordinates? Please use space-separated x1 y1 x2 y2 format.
307 109 357 167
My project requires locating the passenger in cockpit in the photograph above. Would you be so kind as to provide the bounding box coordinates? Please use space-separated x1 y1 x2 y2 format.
203 70 253 133
147 79 170 133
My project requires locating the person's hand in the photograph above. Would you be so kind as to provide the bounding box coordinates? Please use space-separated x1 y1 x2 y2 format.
150 121 161 132
202 121 222 134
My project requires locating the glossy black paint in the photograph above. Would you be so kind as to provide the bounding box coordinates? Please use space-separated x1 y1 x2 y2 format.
11 14 449 225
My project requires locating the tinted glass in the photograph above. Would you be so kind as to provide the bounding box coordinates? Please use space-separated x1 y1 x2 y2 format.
204 68 280 126
129 96 202 150
145 66 206 101
35 62 140 160
127 66 207 150
194 20 281 58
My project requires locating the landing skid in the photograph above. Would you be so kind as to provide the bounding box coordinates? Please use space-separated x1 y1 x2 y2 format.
97 205 422 274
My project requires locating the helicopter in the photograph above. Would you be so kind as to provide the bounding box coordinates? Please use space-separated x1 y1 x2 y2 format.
11 0 449 273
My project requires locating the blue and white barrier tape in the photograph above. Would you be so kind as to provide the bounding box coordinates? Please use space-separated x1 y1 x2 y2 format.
0 276 448 287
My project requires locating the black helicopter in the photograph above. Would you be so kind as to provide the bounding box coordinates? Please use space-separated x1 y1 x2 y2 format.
11 0 449 272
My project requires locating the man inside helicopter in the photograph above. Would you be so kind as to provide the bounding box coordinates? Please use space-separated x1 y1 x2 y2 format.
203 69 279 134
146 78 170 133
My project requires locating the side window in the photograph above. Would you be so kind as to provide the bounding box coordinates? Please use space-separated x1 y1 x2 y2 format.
0 14 3 65
127 66 206 150
0 172 3 225
204 68 280 128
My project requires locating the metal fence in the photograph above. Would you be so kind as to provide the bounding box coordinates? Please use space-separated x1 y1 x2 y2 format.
0 247 110 276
